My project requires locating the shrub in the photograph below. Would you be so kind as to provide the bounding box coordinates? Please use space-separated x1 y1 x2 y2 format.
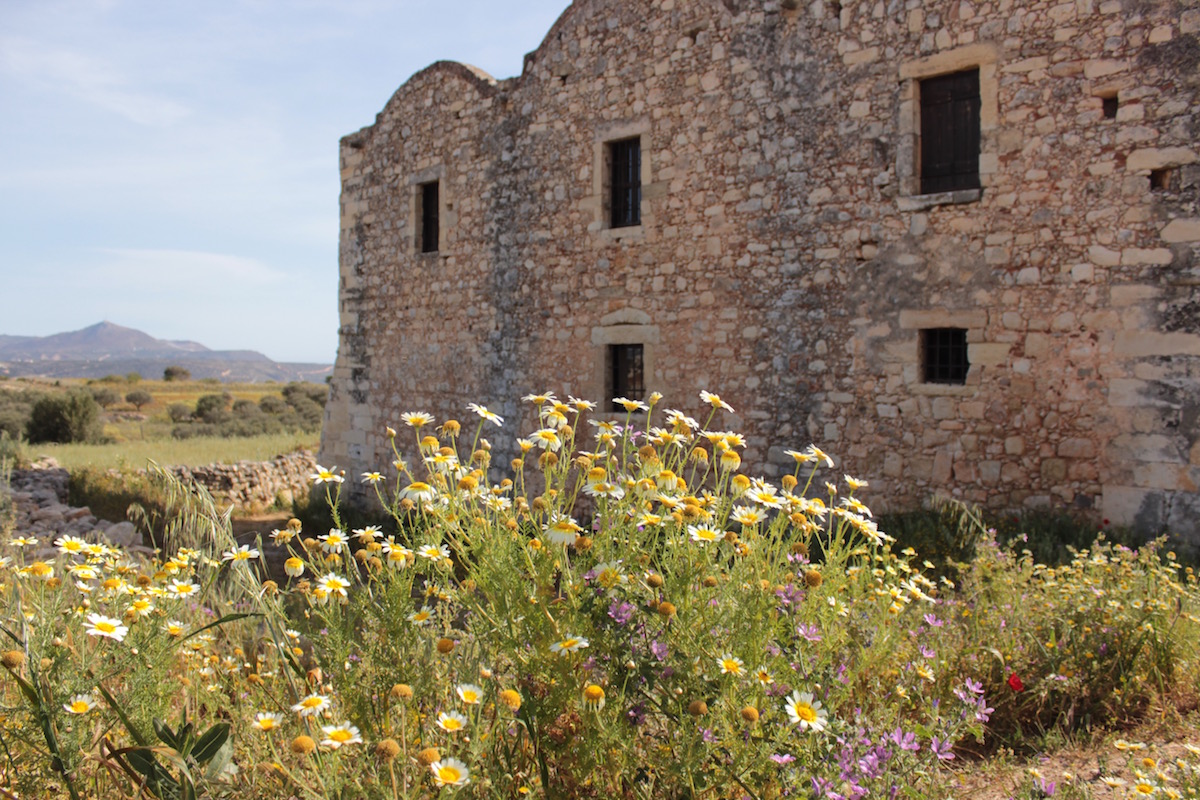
167 402 192 423
194 394 231 424
126 372 142 383
163 365 191 382
124 389 153 411
25 390 102 444
90 387 121 408
258 395 288 415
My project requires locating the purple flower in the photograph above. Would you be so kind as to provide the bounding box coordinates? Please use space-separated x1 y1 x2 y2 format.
923 613 944 628
798 623 822 642
888 727 919 751
608 599 635 626
650 640 668 662
699 727 717 743
965 678 984 694
770 753 796 765
626 703 645 726
930 737 955 761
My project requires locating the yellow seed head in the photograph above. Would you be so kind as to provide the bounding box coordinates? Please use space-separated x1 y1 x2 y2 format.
687 700 708 717
391 683 414 701
741 706 760 723
417 747 440 766
436 638 455 655
290 735 316 755
657 601 677 618
375 738 401 761
647 574 664 589
499 689 522 711
702 576 718 588
442 420 461 436
575 536 593 551
805 569 823 588
1 650 25 670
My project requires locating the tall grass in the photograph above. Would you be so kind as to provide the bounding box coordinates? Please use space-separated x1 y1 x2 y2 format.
26 431 318 470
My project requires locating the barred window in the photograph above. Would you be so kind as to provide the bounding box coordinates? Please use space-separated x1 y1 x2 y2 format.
609 344 644 410
922 328 969 385
419 181 439 253
609 138 641 229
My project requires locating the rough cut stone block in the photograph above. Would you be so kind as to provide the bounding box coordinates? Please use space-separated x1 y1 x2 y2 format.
1161 218 1200 243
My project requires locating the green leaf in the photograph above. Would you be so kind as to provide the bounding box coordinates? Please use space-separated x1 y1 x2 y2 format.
203 738 234 783
153 719 180 750
96 683 148 747
179 613 260 644
191 723 229 765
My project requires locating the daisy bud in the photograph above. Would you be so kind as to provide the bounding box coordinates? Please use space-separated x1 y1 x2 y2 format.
647 574 664 589
687 700 708 717
741 706 760 723
375 739 401 761
291 735 316 755
1 650 25 670
436 638 455 655
386 426 397 439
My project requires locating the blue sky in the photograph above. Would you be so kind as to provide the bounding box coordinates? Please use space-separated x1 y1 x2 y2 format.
0 0 570 363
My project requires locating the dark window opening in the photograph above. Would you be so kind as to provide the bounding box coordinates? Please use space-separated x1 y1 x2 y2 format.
419 181 439 253
1149 168 1173 191
920 70 981 195
1101 95 1119 119
609 344 644 410
922 328 969 385
609 138 641 229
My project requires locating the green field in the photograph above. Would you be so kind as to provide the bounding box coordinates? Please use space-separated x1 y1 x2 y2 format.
1 376 324 469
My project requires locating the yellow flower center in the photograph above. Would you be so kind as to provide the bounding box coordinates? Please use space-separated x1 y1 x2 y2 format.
95 621 116 634
795 703 817 723
329 729 353 743
442 718 462 731
301 697 323 709
437 765 462 783
70 701 90 713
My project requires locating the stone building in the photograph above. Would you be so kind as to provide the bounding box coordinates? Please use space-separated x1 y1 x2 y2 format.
320 0 1200 537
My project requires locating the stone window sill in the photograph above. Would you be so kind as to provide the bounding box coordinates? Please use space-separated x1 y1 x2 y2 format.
897 188 981 212
909 382 977 397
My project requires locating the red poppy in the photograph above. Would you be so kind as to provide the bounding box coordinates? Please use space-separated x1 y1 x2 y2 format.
1007 673 1025 692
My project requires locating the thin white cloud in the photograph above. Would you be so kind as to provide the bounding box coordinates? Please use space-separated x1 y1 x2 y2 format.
92 248 286 288
0 36 191 127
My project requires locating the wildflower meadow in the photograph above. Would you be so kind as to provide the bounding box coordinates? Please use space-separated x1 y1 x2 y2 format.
0 391 1197 798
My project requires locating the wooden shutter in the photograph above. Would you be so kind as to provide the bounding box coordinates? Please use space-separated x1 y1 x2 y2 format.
920 70 981 194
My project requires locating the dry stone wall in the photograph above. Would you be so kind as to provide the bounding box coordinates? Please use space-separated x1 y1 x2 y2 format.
322 0 1200 540
168 451 316 513
1 452 316 560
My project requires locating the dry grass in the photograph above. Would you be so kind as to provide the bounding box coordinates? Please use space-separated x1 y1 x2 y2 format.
27 430 318 470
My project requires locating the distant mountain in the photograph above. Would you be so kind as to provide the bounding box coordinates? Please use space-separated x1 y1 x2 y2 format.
0 322 331 383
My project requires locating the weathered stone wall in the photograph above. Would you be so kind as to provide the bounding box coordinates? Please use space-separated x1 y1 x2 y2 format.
322 0 1200 538
169 451 316 512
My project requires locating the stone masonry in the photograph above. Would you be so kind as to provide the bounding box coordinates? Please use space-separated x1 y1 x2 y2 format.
321 0 1200 538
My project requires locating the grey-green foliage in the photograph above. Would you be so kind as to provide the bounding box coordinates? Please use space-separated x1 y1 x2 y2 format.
25 390 102 445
